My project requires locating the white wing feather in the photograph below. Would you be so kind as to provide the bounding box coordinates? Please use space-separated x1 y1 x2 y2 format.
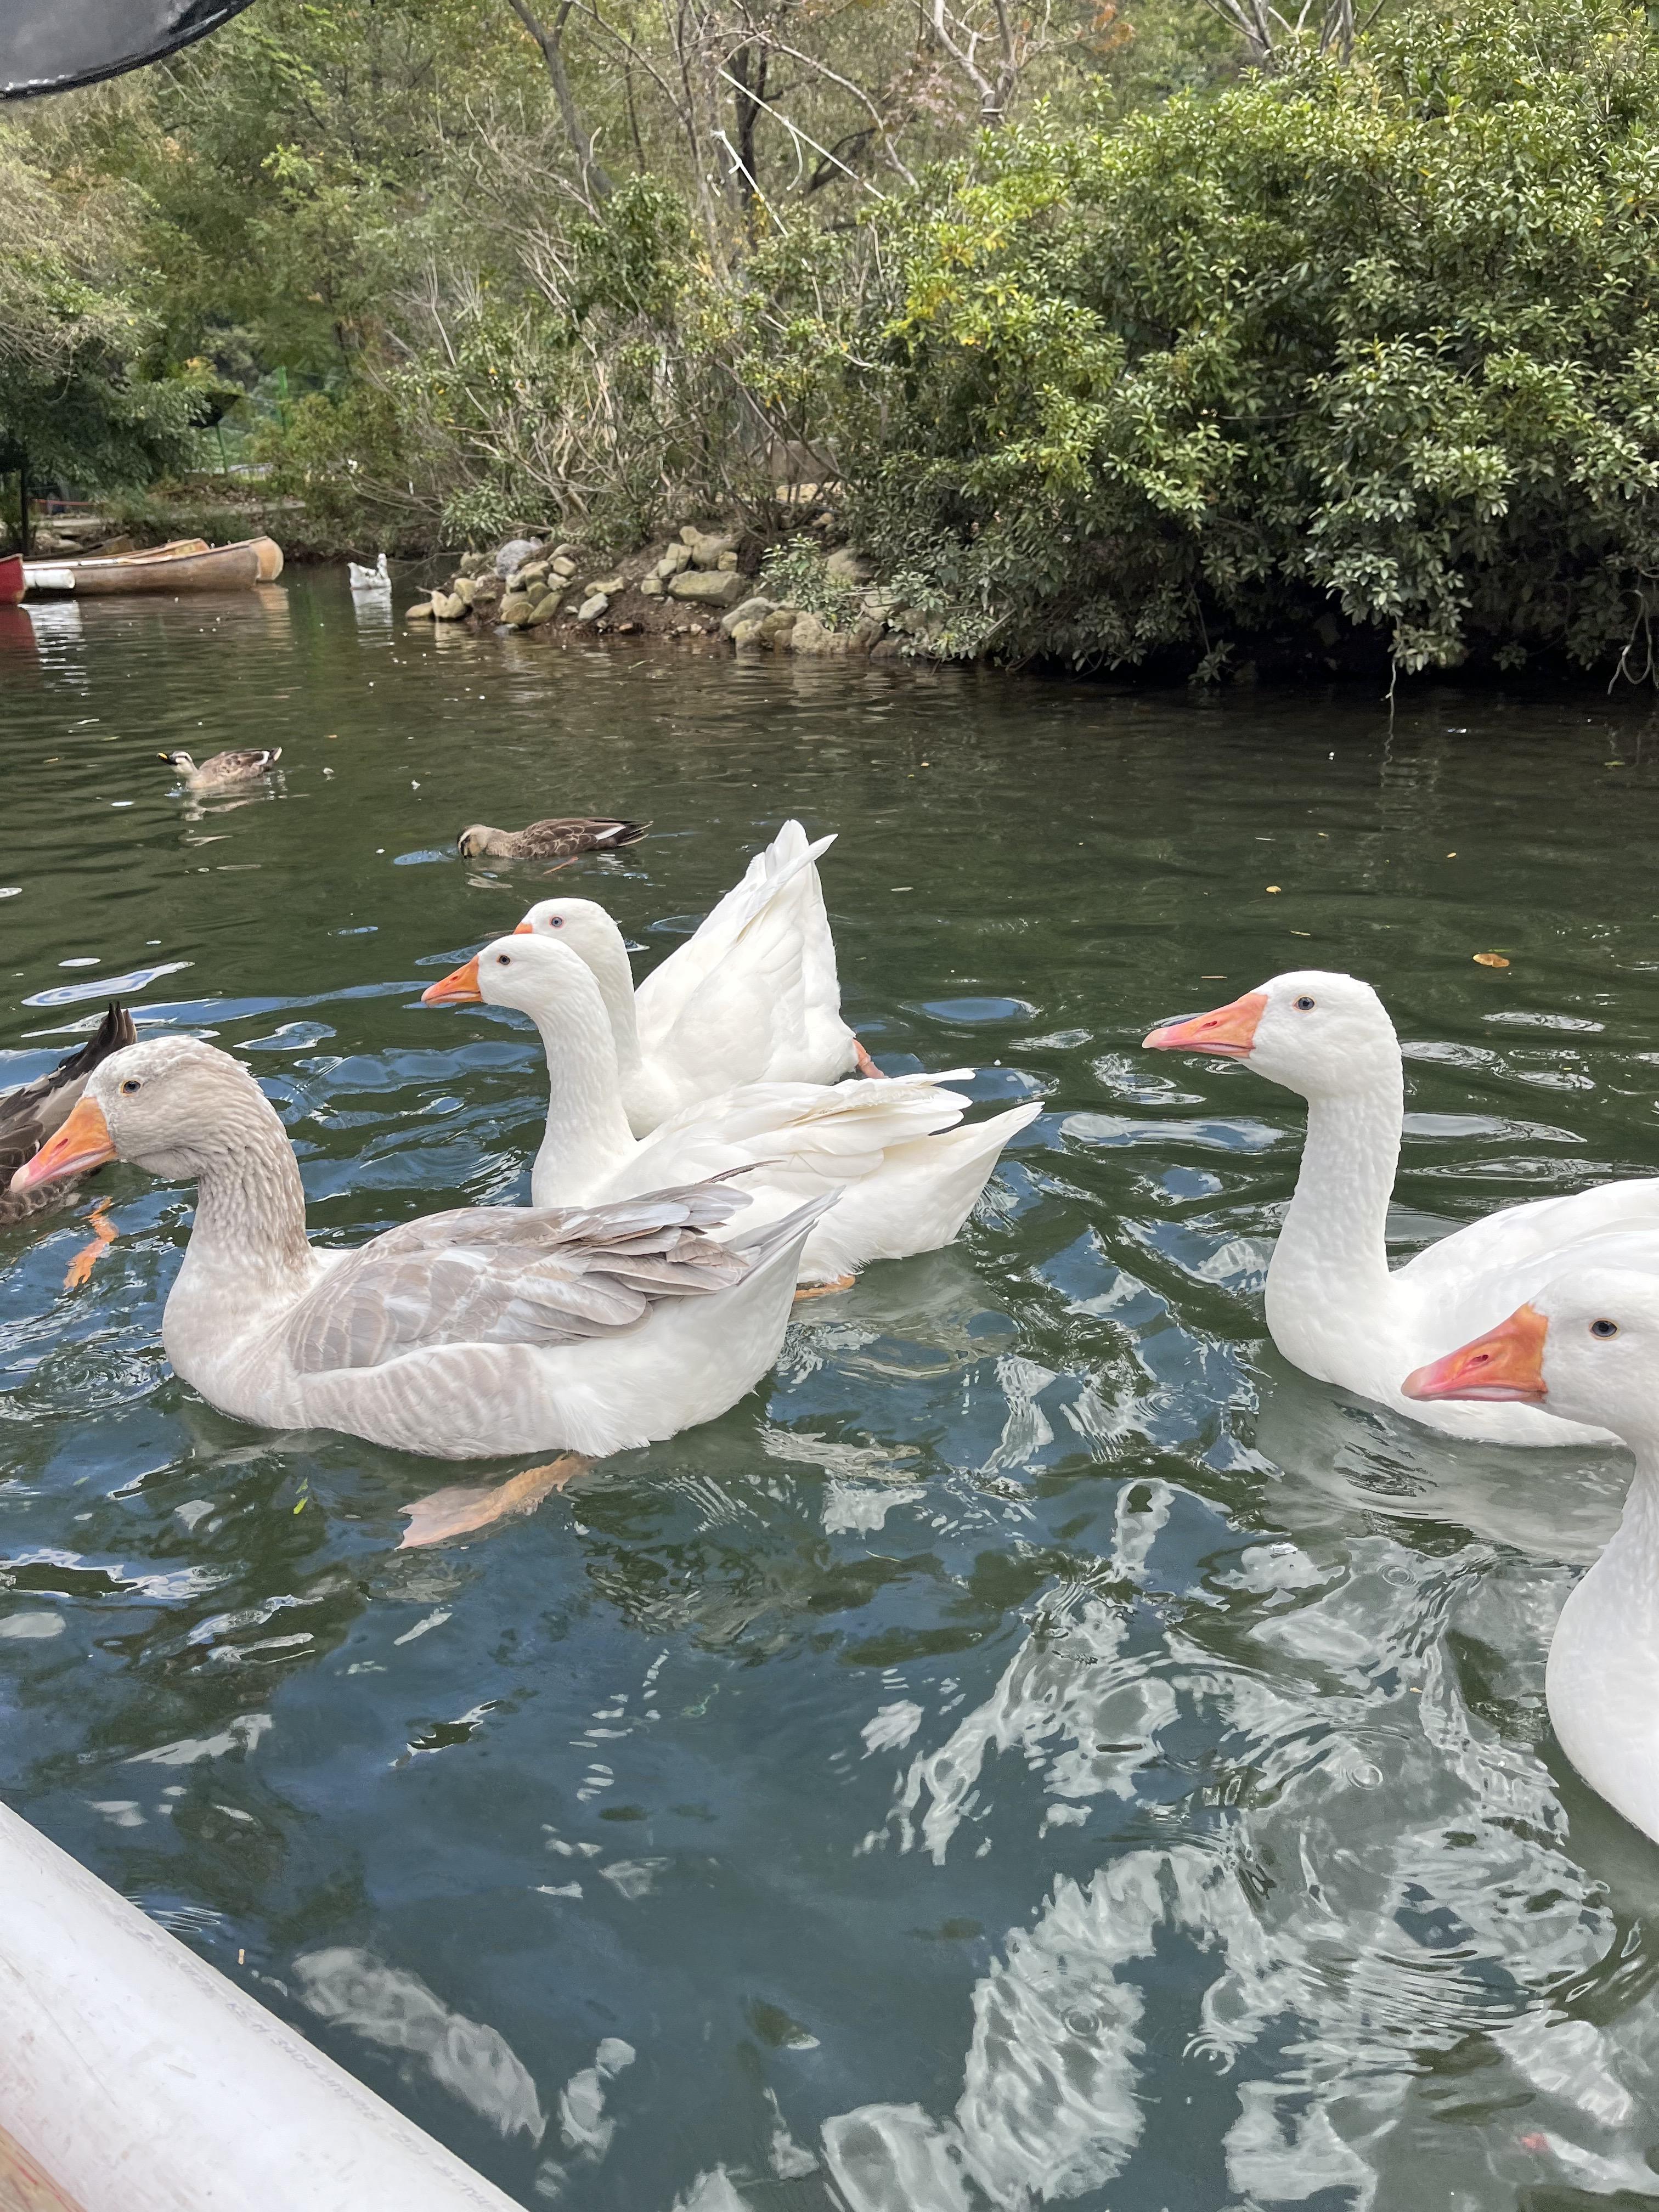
634 821 856 1088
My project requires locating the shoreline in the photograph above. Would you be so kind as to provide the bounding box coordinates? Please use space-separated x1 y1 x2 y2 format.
402 520 949 667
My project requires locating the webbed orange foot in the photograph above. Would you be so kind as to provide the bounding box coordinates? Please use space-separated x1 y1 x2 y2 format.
793 1273 857 1302
398 1453 589 1548
64 1199 117 1290
853 1040 888 1079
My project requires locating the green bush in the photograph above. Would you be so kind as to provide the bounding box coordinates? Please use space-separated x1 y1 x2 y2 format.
838 0 1659 676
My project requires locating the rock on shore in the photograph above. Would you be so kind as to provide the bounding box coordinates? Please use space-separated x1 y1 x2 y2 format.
404 517 942 662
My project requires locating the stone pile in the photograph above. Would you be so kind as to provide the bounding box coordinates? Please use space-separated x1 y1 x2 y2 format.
404 521 944 661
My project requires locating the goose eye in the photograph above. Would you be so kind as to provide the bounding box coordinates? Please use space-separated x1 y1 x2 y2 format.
1294 996 1316 1012
549 917 563 928
496 954 511 967
121 1078 141 1095
1590 1319 1620 1339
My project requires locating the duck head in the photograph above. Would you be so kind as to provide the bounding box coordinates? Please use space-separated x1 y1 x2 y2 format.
159 751 196 772
456 825 509 859
1144 970 1398 1099
1404 1267 1659 1446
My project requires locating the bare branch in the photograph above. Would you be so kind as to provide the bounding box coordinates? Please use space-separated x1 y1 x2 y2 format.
714 65 887 196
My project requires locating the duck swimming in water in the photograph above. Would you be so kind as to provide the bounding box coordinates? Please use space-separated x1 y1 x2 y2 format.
514 819 873 1133
456 817 648 862
159 748 281 791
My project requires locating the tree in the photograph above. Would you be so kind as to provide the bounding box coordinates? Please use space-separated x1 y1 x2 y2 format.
0 125 198 551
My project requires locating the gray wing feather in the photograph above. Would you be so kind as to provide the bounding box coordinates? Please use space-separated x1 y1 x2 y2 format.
283 1181 790 1376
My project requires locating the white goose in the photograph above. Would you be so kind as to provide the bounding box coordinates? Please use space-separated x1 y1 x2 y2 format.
1144 969 1659 1443
8 1035 828 1461
424 933 1038 1287
517 818 867 1135
1406 1270 1659 1843
348 552 392 592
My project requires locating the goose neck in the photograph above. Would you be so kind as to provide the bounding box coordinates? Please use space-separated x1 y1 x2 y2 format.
170 1108 315 1319
522 973 638 1200
1550 1447 1659 1841
1266 1064 1403 1332
1580 1451 1659 1633
579 924 645 1085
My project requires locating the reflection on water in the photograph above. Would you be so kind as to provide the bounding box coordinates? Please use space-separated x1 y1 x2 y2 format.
4 574 1659 2208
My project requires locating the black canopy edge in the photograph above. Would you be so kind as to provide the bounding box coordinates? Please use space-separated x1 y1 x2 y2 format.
2 0 258 101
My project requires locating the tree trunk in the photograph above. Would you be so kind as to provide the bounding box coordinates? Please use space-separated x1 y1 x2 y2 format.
730 43 766 213
504 0 614 205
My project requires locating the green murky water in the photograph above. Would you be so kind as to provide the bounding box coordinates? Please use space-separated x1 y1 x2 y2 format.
4 573 1659 2210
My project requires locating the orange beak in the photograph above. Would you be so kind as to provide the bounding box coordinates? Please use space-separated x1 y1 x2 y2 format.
512 921 533 935
1402 1304 1549 1404
9 1095 117 1194
421 955 483 1006
1143 990 1268 1058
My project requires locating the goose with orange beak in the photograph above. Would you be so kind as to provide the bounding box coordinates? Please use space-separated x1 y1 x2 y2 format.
420 929 1037 1289
510 821 867 1136
10 1032 835 1465
1143 969 1659 1443
1405 1270 1659 1844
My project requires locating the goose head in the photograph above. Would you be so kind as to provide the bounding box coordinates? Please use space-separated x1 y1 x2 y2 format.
516 896 625 964
1143 970 1397 1099
1404 1268 1659 1446
8 1035 272 1190
422 931 610 1030
514 898 636 1011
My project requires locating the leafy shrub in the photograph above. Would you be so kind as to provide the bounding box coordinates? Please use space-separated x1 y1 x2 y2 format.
837 0 1659 677
757 538 860 626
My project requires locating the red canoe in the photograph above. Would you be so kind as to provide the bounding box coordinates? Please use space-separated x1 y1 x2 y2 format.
0 555 23 605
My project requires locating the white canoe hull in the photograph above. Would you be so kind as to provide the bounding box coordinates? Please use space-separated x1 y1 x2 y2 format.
0 1798 520 2211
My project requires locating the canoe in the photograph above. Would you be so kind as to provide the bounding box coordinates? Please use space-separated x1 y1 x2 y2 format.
0 554 22 605
0 1797 522 2212
22 537 284 595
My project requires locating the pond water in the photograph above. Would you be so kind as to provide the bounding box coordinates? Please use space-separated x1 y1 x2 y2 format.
4 573 1659 2211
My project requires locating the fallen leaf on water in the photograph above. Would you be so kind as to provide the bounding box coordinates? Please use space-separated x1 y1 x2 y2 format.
1265 884 1282 894
1446 850 1457 858
1201 974 1227 980
1289 930 1311 938
1474 952 1510 968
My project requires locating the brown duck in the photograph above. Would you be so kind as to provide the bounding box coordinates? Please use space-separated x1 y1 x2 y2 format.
456 817 649 862
1 1002 136 1228
159 747 282 791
